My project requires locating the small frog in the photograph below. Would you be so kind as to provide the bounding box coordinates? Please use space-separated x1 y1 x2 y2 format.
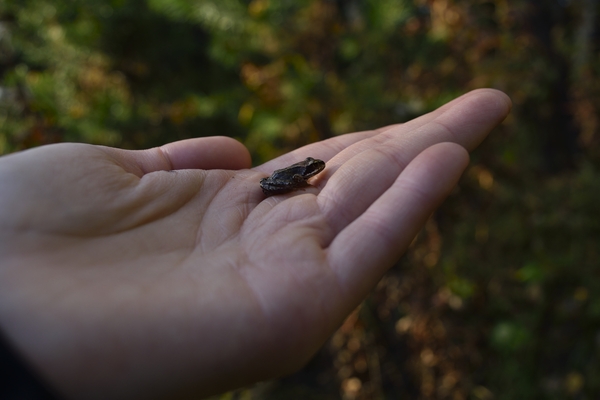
260 157 326 195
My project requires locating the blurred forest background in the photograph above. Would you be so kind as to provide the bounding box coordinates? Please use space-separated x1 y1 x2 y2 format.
1 0 600 398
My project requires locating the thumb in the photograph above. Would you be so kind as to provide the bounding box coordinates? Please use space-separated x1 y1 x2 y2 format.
105 137 252 175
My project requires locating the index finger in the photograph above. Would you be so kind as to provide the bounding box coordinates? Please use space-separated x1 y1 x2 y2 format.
255 89 509 174
316 89 510 236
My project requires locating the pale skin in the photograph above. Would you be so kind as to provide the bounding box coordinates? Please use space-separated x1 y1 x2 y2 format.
0 89 511 399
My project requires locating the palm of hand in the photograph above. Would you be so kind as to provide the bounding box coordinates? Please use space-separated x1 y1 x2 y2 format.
0 90 510 399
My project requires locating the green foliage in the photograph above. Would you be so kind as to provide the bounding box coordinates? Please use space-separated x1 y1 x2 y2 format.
3 0 600 398
490 321 532 352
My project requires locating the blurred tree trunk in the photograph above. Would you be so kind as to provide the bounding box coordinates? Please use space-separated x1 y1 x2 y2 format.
524 0 579 172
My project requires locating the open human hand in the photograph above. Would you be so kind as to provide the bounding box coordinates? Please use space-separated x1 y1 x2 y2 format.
0 89 511 399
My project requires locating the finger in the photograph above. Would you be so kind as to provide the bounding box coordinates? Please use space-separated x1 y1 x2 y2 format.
103 137 252 175
256 89 510 174
326 89 510 170
327 142 469 299
255 129 377 174
160 137 251 170
372 88 511 150
317 89 510 234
